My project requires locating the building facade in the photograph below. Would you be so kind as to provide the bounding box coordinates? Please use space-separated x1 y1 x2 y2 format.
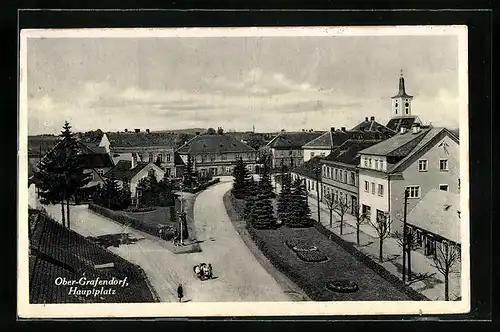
176 131 258 176
98 130 179 178
266 131 324 169
358 126 460 232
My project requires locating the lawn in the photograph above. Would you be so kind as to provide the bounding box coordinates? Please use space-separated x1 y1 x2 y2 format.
121 206 175 226
229 196 419 301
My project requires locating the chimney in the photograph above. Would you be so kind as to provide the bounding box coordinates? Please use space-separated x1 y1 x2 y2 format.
400 127 407 134
341 127 346 132
134 129 140 133
370 116 375 121
412 123 421 134
131 153 137 169
330 127 335 132
365 117 368 122
124 129 128 133
146 129 150 133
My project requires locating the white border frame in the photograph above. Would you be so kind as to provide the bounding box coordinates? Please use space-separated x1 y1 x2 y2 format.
18 25 470 318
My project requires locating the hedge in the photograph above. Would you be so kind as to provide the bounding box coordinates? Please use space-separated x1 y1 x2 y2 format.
313 220 428 301
88 204 175 241
184 178 220 194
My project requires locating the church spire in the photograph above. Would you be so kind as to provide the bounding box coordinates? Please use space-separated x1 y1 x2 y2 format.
392 69 413 98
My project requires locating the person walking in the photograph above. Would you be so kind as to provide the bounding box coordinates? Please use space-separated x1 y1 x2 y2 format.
177 283 184 303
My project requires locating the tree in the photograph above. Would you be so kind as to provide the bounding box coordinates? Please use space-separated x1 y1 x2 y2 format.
432 242 461 300
334 197 350 235
368 212 392 262
34 121 91 228
286 178 312 228
324 192 336 228
258 155 274 199
276 167 292 224
352 203 365 245
249 193 276 229
137 169 159 207
118 179 132 210
232 158 251 199
103 176 121 210
156 175 176 206
182 154 196 188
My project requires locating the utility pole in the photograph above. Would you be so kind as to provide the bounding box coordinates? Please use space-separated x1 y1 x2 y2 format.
402 188 409 283
314 166 321 224
179 182 184 245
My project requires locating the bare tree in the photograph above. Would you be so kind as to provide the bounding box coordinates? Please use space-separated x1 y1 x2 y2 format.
352 203 365 245
368 212 392 262
395 228 423 281
432 241 461 301
324 192 336 228
333 197 350 235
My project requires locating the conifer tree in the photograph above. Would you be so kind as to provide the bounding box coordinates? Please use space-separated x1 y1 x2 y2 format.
250 193 276 229
276 164 292 224
232 158 251 199
119 179 132 210
258 154 274 199
182 154 196 188
286 178 312 228
103 175 121 210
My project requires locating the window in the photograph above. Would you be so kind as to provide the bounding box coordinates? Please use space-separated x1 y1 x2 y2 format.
166 154 171 162
375 160 379 169
235 153 240 160
327 167 331 178
440 159 449 171
343 171 347 183
310 152 315 158
221 154 227 160
350 172 356 185
362 204 371 221
418 159 428 172
335 169 338 180
364 181 369 192
439 184 449 191
369 159 372 168
210 154 216 162
226 167 232 174
165 168 171 177
97 169 104 176
406 185 421 198
201 155 207 162
371 182 375 195
376 209 385 222
334 190 339 202
378 184 384 196
364 157 368 167
307 181 311 191
148 152 154 161
312 182 315 190
380 160 385 170
157 153 163 163
289 151 293 156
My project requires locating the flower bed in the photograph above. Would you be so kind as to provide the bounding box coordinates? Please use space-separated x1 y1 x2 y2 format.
184 178 220 193
285 239 328 262
326 280 359 293
88 204 175 241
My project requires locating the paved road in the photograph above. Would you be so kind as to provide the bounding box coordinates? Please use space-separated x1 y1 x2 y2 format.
41 178 291 302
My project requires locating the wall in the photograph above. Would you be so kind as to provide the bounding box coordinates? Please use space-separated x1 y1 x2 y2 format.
303 148 330 162
390 134 460 230
110 147 176 177
271 148 303 168
358 171 390 225
179 152 257 174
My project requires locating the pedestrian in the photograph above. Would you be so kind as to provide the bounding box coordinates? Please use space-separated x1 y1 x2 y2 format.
177 283 184 303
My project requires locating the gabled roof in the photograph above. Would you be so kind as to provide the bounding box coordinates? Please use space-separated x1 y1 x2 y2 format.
174 152 185 166
386 116 421 132
269 131 325 149
291 156 323 179
106 132 178 148
104 160 160 181
325 139 387 166
359 127 459 173
407 189 461 244
81 141 107 154
176 134 256 154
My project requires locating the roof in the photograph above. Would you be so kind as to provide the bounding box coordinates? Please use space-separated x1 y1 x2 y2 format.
325 140 387 165
291 156 323 179
106 132 178 148
176 134 256 154
359 127 433 157
268 131 325 149
350 119 396 135
104 160 156 180
386 116 420 132
81 141 107 154
174 152 185 166
29 210 156 303
391 75 413 99
407 189 461 244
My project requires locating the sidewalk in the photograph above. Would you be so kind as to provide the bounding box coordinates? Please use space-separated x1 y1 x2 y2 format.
271 177 461 301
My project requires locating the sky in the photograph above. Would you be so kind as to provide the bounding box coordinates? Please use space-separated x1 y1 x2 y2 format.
26 34 461 135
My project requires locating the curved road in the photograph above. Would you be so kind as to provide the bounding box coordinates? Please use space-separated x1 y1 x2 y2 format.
41 178 291 302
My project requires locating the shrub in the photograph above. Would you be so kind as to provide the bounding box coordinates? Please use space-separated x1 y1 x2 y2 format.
184 178 220 193
123 206 156 213
295 249 328 262
326 280 359 293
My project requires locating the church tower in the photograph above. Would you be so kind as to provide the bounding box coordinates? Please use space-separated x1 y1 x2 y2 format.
391 70 413 117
